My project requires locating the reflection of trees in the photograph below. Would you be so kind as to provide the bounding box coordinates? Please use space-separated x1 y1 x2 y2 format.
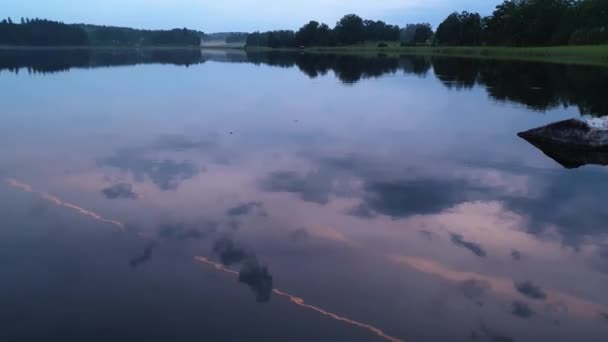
0 49 90 74
246 51 431 83
2 48 607 116
431 58 608 116
0 49 205 74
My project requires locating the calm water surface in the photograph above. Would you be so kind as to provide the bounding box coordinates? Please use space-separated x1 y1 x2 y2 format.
1 49 608 342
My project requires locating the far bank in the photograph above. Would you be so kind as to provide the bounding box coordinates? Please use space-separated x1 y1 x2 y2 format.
243 44 608 67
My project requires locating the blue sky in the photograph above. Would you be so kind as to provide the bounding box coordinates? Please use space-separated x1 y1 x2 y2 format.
3 0 502 32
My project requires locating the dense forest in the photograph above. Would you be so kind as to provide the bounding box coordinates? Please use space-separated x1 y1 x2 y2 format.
83 25 201 46
436 0 608 46
0 18 88 46
246 15 423 48
0 18 201 46
247 0 608 48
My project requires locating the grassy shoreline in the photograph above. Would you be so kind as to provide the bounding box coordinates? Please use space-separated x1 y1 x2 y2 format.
3 44 607 66
246 43 608 67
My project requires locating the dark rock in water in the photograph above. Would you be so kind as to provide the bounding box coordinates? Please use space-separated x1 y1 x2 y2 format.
519 119 608 150
518 119 608 169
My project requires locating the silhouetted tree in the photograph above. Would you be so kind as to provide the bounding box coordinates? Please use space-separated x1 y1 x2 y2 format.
334 14 365 45
435 12 483 46
413 23 433 45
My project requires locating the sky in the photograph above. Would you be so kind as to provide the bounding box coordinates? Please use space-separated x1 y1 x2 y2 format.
3 0 503 33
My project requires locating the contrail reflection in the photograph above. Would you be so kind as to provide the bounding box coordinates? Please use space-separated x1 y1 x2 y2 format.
194 257 404 342
5 178 125 230
6 178 404 342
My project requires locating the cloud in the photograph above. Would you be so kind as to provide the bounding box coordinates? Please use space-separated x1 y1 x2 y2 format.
260 171 333 205
347 203 378 219
226 202 265 217
102 183 138 199
394 255 608 318
353 179 476 219
102 152 199 191
130 241 157 268
211 237 274 303
511 301 534 319
158 221 217 241
212 237 250 266
238 259 273 303
450 234 487 258
460 278 491 307
100 135 216 191
510 250 522 261
500 167 608 245
515 281 547 301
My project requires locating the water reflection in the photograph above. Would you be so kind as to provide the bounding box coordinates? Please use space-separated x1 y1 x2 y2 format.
1 49 607 115
2 49 608 341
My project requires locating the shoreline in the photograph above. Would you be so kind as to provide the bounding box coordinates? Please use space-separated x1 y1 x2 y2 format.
2 44 608 67
245 44 608 67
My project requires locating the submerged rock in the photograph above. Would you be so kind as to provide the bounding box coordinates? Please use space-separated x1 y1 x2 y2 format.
518 118 608 168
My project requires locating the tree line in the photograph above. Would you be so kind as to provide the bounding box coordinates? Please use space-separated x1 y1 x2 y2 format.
436 0 608 46
0 18 202 46
246 14 432 48
0 18 88 46
247 0 608 48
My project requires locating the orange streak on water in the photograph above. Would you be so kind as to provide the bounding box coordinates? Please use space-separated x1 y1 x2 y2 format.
5 178 125 230
194 257 404 342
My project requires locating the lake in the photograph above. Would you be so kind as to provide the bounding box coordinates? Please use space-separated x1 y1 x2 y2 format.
1 48 607 342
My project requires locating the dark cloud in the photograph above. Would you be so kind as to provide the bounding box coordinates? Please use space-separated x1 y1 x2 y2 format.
226 202 265 217
450 234 487 258
211 237 274 303
158 221 217 241
102 183 138 200
263 156 486 219
353 179 476 219
511 301 534 318
259 171 332 205
102 151 200 191
212 237 250 266
600 312 608 321
100 135 213 191
130 241 157 268
460 278 491 307
238 259 273 303
514 281 547 300
511 250 522 261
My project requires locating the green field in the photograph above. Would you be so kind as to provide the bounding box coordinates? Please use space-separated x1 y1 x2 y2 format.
247 42 608 66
